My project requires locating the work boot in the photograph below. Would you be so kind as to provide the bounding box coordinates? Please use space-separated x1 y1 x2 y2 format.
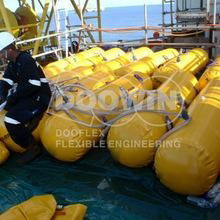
17 140 42 164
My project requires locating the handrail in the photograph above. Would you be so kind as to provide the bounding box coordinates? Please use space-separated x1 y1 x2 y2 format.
16 27 84 45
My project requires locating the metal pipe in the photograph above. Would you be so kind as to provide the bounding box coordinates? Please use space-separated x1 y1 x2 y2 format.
212 0 217 54
45 5 55 35
0 0 13 34
200 0 203 9
82 0 89 13
16 27 84 45
170 0 173 26
162 0 165 39
207 0 210 22
0 23 39 31
144 4 148 44
32 0 36 10
213 0 217 25
70 0 95 43
33 49 62 58
85 42 217 47
38 0 50 20
78 0 86 46
52 0 62 56
64 3 69 57
88 25 217 31
33 0 50 55
97 0 102 42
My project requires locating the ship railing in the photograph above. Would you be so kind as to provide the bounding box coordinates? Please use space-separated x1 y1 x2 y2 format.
15 26 85 60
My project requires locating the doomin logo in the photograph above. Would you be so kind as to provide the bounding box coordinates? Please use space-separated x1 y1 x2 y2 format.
48 72 184 129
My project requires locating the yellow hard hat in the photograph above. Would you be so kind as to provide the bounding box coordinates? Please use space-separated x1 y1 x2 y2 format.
0 32 16 51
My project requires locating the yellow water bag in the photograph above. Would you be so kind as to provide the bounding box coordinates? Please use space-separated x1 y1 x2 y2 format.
64 47 105 65
40 110 102 162
115 48 179 77
40 48 178 162
0 195 57 220
41 72 153 162
0 194 87 220
44 60 77 78
125 47 154 61
94 47 153 73
49 67 94 84
51 49 178 112
0 111 48 153
155 78 220 195
44 47 104 77
100 47 125 60
107 71 200 168
153 48 208 87
0 111 25 153
199 57 220 89
0 141 9 165
50 47 153 87
75 70 117 91
72 47 104 62
32 113 51 142
65 48 125 71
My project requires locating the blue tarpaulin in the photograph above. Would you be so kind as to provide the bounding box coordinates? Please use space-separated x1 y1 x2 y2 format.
0 147 219 220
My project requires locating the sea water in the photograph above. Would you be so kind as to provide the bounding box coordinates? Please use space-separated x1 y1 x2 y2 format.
52 4 171 43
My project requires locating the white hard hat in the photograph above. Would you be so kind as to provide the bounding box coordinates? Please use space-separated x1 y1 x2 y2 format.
0 32 16 51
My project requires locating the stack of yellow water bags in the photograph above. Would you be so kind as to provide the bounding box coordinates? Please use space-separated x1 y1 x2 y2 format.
107 48 208 168
155 59 220 195
0 47 154 161
39 48 178 162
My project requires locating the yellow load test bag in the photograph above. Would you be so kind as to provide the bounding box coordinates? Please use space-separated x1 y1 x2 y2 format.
45 48 123 78
107 70 200 168
68 47 125 69
40 72 153 162
53 49 177 94
106 48 208 168
152 48 208 88
49 47 126 83
50 47 153 85
115 48 179 78
0 194 87 220
94 47 154 73
50 47 123 76
39 49 179 162
0 47 154 153
199 57 220 89
67 47 152 82
44 47 104 77
0 110 49 153
155 77 220 196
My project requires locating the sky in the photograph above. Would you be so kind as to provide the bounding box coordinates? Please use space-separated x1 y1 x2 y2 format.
5 0 162 12
103 0 162 8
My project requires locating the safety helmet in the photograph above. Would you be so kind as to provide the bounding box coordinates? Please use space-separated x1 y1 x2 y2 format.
0 32 16 51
